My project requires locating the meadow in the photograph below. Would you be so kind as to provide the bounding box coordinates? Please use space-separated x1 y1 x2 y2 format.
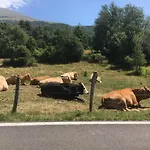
1 61 150 122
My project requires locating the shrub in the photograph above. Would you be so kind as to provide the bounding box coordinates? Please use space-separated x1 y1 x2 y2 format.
3 45 36 67
87 53 107 64
124 56 134 70
39 37 84 64
59 37 84 63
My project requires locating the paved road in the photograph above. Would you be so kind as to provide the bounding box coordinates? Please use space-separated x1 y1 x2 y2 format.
0 122 150 150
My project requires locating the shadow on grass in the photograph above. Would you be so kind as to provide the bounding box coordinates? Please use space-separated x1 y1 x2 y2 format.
37 93 85 103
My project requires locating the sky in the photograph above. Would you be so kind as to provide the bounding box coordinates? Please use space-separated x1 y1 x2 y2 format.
0 0 150 26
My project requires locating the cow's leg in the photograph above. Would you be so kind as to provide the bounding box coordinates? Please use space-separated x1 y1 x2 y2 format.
133 103 142 108
98 105 104 109
74 97 85 103
132 97 142 108
119 98 130 111
21 81 26 85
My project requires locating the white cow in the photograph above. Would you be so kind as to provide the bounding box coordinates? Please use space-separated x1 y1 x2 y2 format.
0 75 8 91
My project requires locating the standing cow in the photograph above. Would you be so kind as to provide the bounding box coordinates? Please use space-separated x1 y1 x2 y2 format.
98 86 150 111
39 82 89 102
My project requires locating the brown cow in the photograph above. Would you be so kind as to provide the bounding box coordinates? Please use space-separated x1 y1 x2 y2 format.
98 86 150 111
6 73 32 85
39 76 72 85
30 76 51 85
61 72 78 83
0 75 8 91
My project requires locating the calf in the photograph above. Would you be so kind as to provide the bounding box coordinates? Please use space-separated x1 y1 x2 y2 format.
39 82 89 102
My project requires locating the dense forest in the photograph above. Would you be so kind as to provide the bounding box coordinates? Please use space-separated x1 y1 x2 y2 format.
1 3 150 75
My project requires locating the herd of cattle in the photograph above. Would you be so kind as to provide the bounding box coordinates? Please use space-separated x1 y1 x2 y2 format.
0 71 150 111
0 72 97 102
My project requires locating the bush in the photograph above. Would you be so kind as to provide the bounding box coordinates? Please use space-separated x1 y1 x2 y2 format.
87 53 107 64
3 45 36 67
59 37 84 63
39 46 57 63
124 56 134 70
39 37 84 64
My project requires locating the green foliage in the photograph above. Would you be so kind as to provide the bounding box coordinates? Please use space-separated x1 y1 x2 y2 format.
40 36 84 64
39 46 56 63
58 37 84 63
9 26 29 45
73 25 90 49
0 21 87 66
87 53 107 64
3 45 36 67
124 56 134 69
93 2 149 71
132 33 146 75
83 71 88 77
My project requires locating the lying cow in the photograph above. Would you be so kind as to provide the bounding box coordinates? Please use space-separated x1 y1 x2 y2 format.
89 73 102 83
39 82 89 102
0 75 8 92
30 76 51 85
61 72 78 83
6 73 32 85
98 86 150 111
39 76 72 85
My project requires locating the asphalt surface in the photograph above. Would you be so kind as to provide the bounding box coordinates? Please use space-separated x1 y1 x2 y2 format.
0 124 150 150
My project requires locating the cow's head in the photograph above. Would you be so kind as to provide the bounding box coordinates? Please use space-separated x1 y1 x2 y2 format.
73 72 78 80
132 86 150 101
25 73 32 81
79 82 89 94
89 73 102 83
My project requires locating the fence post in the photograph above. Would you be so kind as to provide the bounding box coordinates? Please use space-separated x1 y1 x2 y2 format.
89 71 98 112
11 75 20 114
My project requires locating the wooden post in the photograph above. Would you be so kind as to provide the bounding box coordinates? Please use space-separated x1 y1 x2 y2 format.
89 71 98 112
11 76 20 114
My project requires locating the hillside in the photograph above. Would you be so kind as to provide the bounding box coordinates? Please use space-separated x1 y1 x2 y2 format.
0 8 94 35
0 8 36 21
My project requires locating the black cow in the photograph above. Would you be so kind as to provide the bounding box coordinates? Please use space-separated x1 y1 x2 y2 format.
39 82 89 102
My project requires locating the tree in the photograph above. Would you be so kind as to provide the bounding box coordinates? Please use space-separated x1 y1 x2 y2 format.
132 33 146 75
93 3 146 68
73 25 89 49
8 26 29 45
5 45 36 67
19 20 32 34
40 30 84 64
141 16 150 65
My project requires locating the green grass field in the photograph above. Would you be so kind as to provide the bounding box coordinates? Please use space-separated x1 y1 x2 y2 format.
1 61 150 122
